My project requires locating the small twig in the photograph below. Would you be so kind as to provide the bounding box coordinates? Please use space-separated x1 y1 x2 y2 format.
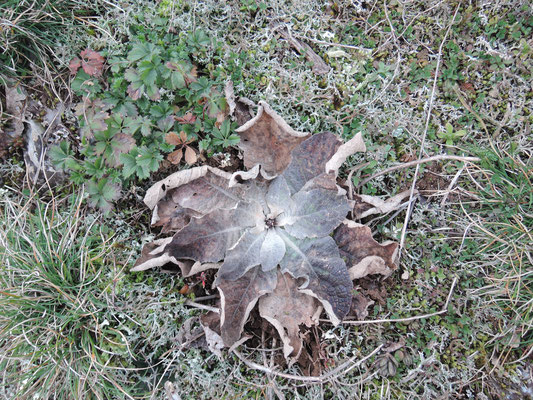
358 155 480 187
293 34 369 53
275 25 331 75
192 294 219 302
341 276 458 325
232 345 383 383
440 164 466 207
184 300 219 313
398 3 462 262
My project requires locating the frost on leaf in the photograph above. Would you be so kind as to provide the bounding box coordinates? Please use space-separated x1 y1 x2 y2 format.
279 232 352 325
282 187 350 239
235 101 308 176
133 101 401 356
258 272 319 359
282 132 342 193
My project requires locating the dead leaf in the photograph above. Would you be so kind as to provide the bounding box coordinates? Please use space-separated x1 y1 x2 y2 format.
151 193 196 233
225 80 236 117
174 113 196 124
215 111 226 128
258 271 319 360
382 337 406 353
80 48 105 76
143 166 234 210
127 84 141 101
351 293 374 320
184 146 197 165
376 353 398 377
133 198 262 272
232 97 255 126
69 57 82 75
165 132 182 146
4 84 27 138
218 266 277 346
333 220 398 280
138 207 251 267
325 132 366 174
202 325 225 358
167 149 183 164
277 26 331 75
235 101 309 176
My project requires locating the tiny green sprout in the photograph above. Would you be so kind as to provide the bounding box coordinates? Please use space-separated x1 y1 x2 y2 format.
437 122 466 146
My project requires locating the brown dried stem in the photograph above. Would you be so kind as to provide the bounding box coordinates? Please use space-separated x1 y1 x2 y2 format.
232 344 383 383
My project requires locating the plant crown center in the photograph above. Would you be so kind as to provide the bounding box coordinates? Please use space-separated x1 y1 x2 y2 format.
265 217 277 229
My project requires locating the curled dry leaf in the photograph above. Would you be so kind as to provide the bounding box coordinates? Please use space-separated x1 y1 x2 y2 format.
132 101 400 356
325 132 366 174
224 81 236 117
218 267 277 346
334 220 398 280
258 271 319 360
167 149 183 165
3 84 27 138
174 112 196 124
202 325 225 358
165 131 196 165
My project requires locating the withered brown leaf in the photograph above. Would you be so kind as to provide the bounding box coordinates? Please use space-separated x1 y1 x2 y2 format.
334 220 398 280
167 149 183 165
80 48 105 76
258 271 319 359
218 266 277 346
235 101 309 176
184 146 197 165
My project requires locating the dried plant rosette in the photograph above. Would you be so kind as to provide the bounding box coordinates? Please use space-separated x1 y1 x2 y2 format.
133 101 399 360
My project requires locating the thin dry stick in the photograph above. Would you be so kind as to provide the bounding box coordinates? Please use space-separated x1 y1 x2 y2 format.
358 155 480 187
232 344 383 383
440 164 466 207
184 300 219 313
398 3 462 261
342 276 458 325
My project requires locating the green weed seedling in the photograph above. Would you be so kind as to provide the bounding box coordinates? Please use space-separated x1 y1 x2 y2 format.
437 122 466 146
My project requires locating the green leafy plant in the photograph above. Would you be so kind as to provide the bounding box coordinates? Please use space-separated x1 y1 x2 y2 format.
51 28 239 213
437 122 466 145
